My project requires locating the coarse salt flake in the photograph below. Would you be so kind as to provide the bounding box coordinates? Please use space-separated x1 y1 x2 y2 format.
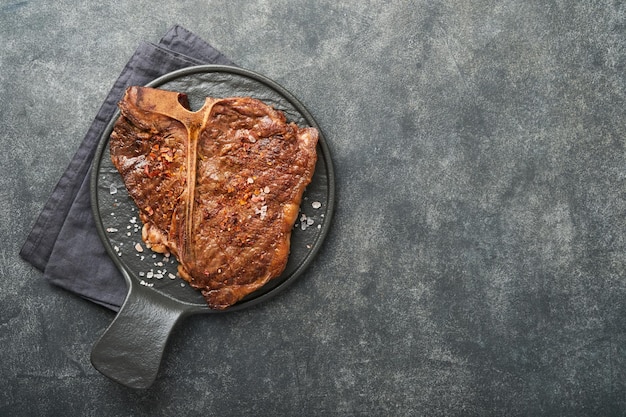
255 205 268 220
135 243 144 252
299 213 314 230
312 201 322 209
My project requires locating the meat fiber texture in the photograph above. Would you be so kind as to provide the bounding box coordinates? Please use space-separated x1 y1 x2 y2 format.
109 86 318 309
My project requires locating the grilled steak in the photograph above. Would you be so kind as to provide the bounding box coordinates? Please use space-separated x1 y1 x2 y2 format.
109 86 318 309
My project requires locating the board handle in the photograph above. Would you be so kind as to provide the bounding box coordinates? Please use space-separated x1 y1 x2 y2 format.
90 283 189 389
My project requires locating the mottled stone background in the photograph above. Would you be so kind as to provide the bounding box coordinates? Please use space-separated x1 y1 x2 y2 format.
2 1 626 415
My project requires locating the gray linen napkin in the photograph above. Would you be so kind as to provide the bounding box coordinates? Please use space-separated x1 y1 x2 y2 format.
20 25 235 311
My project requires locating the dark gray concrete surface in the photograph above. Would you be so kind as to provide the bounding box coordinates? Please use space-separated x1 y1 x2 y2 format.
2 1 626 415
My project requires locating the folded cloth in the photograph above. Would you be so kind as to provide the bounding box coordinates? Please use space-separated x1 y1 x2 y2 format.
19 25 235 311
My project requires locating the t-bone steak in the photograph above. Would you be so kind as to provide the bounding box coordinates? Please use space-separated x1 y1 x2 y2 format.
109 86 319 309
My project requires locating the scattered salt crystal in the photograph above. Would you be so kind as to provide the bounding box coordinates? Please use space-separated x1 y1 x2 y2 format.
126 232 131 237
317 224 321 229
180 283 185 287
255 205 268 220
113 246 119 252
135 243 143 252
264 186 270 194
312 201 322 209
106 228 118 233
146 271 154 279
109 184 117 195
155 273 164 279
156 262 163 267
139 271 145 277
299 213 315 230
130 217 137 224
168 273 176 280
247 177 254 184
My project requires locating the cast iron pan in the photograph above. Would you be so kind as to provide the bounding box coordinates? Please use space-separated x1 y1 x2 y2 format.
89 65 335 389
